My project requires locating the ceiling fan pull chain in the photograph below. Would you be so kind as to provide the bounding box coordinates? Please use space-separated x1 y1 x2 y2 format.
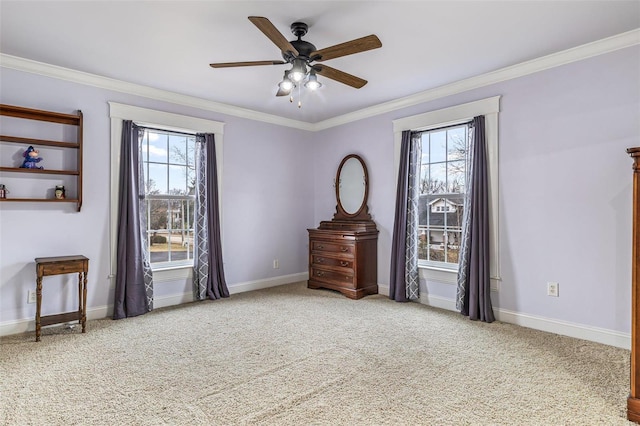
298 84 302 108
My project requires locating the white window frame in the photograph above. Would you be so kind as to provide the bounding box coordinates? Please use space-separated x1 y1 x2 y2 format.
140 128 197 269
109 102 224 284
417 123 470 270
392 96 501 288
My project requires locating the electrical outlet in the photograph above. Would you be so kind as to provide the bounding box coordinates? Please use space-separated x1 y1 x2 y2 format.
27 290 37 304
547 282 559 297
273 259 279 269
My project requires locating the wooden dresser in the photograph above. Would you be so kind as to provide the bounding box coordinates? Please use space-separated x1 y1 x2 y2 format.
308 220 378 299
308 154 378 299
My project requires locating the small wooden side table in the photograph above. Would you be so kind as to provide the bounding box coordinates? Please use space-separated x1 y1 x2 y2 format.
34 255 89 342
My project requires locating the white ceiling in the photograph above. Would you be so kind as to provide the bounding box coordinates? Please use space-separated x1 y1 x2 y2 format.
1 1 639 123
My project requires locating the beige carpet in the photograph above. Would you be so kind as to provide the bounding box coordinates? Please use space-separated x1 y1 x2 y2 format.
0 282 632 425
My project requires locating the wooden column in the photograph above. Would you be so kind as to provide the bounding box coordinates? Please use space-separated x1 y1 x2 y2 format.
628 147 640 422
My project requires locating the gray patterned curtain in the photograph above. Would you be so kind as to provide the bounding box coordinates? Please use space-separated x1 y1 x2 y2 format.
390 130 421 301
193 133 229 300
114 120 154 319
456 116 494 322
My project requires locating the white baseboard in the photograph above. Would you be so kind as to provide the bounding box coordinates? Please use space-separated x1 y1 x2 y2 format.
378 284 390 297
0 305 112 338
379 284 459 311
419 293 458 312
409 292 631 350
4 275 629 350
0 272 309 338
228 272 309 295
494 308 631 350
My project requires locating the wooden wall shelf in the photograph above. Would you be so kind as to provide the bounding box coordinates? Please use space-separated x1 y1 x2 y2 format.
0 198 80 203
0 167 80 175
0 104 83 212
0 104 80 125
0 135 80 149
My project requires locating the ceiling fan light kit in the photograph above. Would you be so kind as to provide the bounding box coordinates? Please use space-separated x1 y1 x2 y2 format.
289 58 308 82
279 70 294 91
209 16 382 108
305 70 322 91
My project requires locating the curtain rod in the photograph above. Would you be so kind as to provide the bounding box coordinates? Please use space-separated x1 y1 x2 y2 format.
412 119 473 135
136 125 197 137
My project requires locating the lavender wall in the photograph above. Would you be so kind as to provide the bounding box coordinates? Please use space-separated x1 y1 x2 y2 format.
311 46 640 334
0 68 315 325
222 119 313 284
1 45 638 339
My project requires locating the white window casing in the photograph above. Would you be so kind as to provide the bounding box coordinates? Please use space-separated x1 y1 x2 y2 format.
392 96 501 288
108 102 224 284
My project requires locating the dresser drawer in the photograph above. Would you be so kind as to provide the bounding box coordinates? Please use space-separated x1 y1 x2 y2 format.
311 255 353 270
311 240 354 256
39 260 87 276
310 267 355 288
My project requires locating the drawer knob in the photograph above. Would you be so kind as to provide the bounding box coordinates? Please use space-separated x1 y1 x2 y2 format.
340 247 348 252
340 261 349 267
316 257 324 263
317 244 324 249
316 271 324 277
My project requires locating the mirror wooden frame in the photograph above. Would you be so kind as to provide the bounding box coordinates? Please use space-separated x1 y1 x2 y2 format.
333 154 372 221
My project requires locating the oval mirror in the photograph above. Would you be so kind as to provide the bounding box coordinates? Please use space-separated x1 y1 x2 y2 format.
336 154 368 217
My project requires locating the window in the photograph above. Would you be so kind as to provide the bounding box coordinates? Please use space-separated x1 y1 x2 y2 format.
417 123 470 268
109 102 224 280
393 96 500 284
140 128 196 268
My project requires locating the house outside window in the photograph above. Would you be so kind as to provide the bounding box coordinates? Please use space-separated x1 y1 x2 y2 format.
140 128 196 268
416 124 470 268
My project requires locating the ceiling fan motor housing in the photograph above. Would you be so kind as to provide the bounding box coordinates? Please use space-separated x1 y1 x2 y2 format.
291 22 308 38
282 22 316 62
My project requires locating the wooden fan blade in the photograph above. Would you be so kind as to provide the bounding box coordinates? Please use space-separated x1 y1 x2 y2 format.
210 60 285 68
311 35 381 62
248 16 299 56
314 64 367 88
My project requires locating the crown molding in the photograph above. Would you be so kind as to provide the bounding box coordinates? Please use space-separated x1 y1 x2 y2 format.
311 28 640 131
1 28 638 132
0 54 315 132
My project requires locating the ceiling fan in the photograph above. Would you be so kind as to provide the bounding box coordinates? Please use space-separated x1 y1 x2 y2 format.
209 16 382 102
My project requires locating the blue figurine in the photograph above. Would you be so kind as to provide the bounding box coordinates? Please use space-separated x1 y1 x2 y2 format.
20 145 43 169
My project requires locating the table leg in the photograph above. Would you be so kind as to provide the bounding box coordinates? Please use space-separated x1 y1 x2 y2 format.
77 271 82 328
35 275 42 342
82 271 87 333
